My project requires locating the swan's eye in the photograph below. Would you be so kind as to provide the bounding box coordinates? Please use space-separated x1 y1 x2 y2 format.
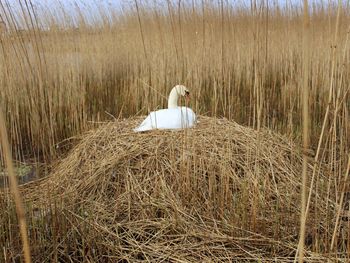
185 91 190 95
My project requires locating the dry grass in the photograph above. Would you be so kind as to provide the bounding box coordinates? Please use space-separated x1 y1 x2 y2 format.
0 1 349 262
0 2 348 161
2 116 336 262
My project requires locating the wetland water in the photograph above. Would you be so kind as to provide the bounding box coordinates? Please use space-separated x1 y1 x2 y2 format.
0 164 43 187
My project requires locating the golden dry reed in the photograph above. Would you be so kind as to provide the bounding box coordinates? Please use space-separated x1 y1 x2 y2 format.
297 0 310 262
7 116 334 261
0 109 31 262
0 1 348 162
0 0 349 261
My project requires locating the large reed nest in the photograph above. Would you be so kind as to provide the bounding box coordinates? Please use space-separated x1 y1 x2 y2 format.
18 116 331 262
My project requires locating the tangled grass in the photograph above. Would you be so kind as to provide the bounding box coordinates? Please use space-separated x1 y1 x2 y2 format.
1 116 337 262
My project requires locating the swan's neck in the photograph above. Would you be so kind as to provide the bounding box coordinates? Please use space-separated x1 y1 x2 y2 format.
168 88 179 109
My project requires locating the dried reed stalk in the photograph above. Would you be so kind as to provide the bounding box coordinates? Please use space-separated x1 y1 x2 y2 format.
297 0 310 262
4 116 332 261
0 109 31 263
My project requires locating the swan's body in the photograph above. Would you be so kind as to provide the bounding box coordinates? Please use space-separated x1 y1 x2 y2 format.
134 107 196 132
134 85 196 132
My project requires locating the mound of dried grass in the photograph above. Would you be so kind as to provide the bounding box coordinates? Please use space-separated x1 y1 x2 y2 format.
17 116 332 261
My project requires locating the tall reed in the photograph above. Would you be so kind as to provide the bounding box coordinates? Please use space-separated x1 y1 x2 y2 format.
0 1 349 261
297 1 310 262
0 1 348 164
0 109 31 262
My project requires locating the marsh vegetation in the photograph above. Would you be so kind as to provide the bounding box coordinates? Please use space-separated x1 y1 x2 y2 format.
0 1 349 262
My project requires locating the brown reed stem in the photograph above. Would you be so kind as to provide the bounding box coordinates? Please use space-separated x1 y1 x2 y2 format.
0 109 31 263
298 0 309 262
330 154 350 251
300 1 343 254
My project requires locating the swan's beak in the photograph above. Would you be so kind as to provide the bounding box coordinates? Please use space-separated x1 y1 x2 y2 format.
185 91 190 102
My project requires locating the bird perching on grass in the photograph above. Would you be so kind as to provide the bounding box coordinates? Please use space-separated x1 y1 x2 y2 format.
133 85 196 132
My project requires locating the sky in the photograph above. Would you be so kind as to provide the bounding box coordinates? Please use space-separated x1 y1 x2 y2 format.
1 0 124 29
1 0 345 30
5 0 302 15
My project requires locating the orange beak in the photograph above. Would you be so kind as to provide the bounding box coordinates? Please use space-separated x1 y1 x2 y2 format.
185 92 190 102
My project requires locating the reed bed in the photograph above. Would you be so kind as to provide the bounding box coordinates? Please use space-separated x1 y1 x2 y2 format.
1 116 337 262
0 0 349 262
0 1 348 161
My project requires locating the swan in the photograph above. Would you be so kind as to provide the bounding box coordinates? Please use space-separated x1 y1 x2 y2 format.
133 85 196 132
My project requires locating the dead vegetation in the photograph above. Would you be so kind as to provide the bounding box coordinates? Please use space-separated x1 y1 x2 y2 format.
1 116 339 262
0 1 349 161
0 1 349 262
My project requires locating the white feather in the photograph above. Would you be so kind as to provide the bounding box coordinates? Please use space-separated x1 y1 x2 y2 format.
133 107 196 132
134 85 196 132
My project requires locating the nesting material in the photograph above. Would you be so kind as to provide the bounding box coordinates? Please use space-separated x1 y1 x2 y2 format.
19 116 329 261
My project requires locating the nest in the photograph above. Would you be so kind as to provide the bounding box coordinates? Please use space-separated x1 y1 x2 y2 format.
15 116 331 261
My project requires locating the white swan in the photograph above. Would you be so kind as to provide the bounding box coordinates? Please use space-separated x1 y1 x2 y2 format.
134 85 196 132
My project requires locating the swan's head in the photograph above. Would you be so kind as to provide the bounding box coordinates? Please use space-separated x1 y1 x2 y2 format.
174 85 190 98
168 84 190 108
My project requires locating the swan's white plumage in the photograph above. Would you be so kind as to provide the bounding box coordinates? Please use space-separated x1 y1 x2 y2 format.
133 107 196 132
134 85 196 132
